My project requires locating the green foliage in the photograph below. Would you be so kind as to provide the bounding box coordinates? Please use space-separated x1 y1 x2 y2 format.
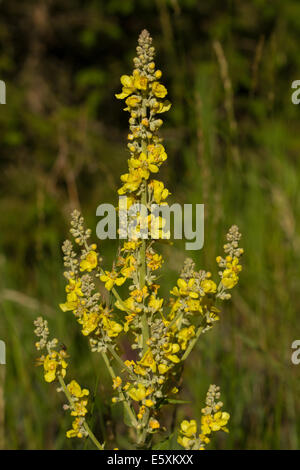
0 0 300 449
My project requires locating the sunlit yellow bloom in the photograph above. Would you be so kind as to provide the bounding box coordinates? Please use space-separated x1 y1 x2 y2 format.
163 343 180 363
112 376 122 389
180 419 197 437
133 70 148 90
71 399 88 417
155 100 172 113
134 364 147 376
144 399 154 407
67 380 89 398
121 240 141 251
118 169 143 194
152 81 167 98
79 311 101 336
148 294 163 312
130 286 149 303
171 278 198 298
158 363 169 375
137 405 146 420
149 418 160 429
147 253 163 271
201 279 217 294
80 251 98 272
66 279 83 296
66 418 83 439
102 316 123 338
177 325 195 350
100 270 126 290
43 351 68 383
139 349 157 373
125 95 141 109
59 291 81 312
201 411 230 435
177 435 192 449
115 74 135 99
128 383 148 402
148 180 170 204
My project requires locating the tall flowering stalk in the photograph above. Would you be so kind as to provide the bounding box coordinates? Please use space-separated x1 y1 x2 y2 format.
34 30 243 450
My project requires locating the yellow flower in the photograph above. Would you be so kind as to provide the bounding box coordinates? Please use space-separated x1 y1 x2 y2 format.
118 169 143 194
155 100 172 113
115 74 135 99
67 380 89 398
180 419 197 437
171 278 198 298
100 270 126 290
177 435 192 449
152 81 167 98
79 311 101 336
121 240 141 251
220 257 242 289
66 279 83 297
80 251 98 272
128 383 147 402
130 286 149 303
149 180 170 204
147 144 167 164
128 152 159 178
66 418 83 438
177 326 195 350
125 95 141 109
133 70 148 90
137 405 146 420
149 418 160 429
102 316 123 338
163 343 180 363
201 411 230 435
59 291 81 312
43 351 68 383
148 295 163 312
139 349 157 373
201 279 217 294
144 399 154 407
158 363 169 375
71 399 88 417
112 376 122 389
147 253 163 271
134 364 147 376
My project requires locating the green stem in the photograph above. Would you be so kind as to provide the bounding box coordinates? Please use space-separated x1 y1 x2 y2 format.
58 375 104 450
140 185 149 354
166 310 183 331
107 345 138 381
101 352 138 427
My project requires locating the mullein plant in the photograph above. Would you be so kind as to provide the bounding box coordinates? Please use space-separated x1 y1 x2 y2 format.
34 30 243 450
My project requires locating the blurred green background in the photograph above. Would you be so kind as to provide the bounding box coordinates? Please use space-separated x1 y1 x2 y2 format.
0 0 300 450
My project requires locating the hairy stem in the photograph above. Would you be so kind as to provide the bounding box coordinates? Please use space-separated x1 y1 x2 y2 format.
101 351 138 427
58 375 104 450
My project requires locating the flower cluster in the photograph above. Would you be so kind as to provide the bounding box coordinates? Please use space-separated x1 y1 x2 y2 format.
34 317 100 444
59 210 123 353
34 30 243 450
178 385 230 450
34 317 68 383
